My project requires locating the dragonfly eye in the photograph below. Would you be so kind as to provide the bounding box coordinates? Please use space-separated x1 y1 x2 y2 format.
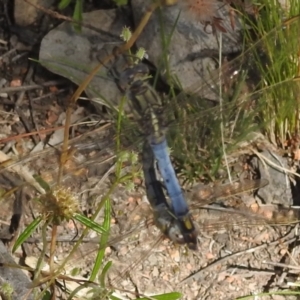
167 224 198 251
167 224 185 245
153 207 186 244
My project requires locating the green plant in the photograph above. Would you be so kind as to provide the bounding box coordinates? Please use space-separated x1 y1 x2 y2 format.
0 282 14 300
58 0 83 32
240 0 300 148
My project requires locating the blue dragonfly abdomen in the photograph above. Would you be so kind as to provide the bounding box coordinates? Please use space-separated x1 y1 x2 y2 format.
142 139 198 249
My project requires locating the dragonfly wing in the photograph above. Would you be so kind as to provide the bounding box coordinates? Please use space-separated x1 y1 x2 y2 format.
189 179 269 207
194 204 300 233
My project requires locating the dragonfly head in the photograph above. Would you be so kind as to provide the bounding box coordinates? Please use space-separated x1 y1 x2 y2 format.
156 213 197 250
154 208 198 250
167 224 198 250
116 63 149 92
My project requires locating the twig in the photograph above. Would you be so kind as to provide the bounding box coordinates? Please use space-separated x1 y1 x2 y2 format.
225 268 277 278
0 80 68 93
252 149 300 179
262 261 300 272
218 32 232 183
11 51 29 63
31 89 67 103
14 66 40 145
0 150 46 194
23 0 119 41
0 48 16 60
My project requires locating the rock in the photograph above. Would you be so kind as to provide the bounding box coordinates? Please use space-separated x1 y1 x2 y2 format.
14 0 55 26
40 4 244 110
254 147 293 206
131 0 243 99
0 241 34 299
39 9 129 110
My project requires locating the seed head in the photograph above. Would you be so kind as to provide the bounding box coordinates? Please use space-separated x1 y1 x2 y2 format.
39 187 79 224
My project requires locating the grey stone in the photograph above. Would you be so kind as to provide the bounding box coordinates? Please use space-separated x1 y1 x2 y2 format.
39 10 128 110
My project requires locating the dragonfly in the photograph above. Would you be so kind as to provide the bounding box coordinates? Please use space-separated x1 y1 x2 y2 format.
116 61 198 249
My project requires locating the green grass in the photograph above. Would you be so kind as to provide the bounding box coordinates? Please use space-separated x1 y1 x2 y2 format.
166 1 300 184
241 1 300 146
